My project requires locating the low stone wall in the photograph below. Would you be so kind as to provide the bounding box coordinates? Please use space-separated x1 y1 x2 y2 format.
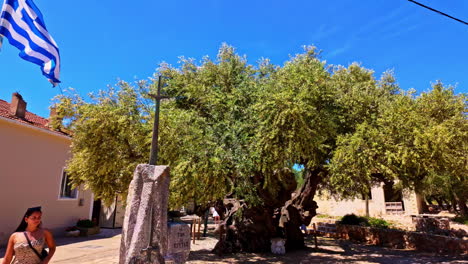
337 224 468 255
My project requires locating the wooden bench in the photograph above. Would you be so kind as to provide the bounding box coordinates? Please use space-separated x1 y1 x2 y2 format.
385 202 404 214
305 218 342 248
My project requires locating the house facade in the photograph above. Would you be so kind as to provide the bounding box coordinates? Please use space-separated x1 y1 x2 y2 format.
315 182 424 217
0 93 93 246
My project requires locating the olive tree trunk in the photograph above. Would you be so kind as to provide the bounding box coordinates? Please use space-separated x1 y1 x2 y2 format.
213 167 323 254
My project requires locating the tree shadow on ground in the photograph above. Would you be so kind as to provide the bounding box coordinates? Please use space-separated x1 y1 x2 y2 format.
53 228 122 247
188 236 468 264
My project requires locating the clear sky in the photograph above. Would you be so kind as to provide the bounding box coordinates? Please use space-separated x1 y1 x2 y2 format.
1 0 467 118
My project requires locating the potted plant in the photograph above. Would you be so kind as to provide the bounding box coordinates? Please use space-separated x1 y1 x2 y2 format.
65 226 80 237
76 219 100 236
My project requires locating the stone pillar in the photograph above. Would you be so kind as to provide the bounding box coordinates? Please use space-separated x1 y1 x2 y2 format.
119 165 170 264
370 183 386 217
402 190 423 215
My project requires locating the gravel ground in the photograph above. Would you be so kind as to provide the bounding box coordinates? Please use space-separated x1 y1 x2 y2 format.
188 233 467 264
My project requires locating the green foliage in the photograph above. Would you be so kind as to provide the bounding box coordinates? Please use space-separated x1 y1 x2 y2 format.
329 82 467 209
315 214 338 219
76 219 94 228
292 166 304 188
53 83 151 205
53 43 467 214
367 217 390 229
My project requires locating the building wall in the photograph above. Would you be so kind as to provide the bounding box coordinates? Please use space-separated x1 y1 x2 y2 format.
315 185 387 217
315 183 424 217
0 118 93 246
100 196 125 228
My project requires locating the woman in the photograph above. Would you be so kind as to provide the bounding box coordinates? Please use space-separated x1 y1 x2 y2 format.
2 207 56 264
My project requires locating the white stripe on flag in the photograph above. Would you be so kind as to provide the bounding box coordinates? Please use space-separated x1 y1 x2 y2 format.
4 4 60 58
0 18 54 74
19 0 58 48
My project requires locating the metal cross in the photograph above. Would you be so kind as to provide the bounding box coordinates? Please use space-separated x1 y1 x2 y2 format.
148 75 169 165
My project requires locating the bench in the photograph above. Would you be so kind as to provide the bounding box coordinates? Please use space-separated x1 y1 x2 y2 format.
385 202 404 214
305 219 343 248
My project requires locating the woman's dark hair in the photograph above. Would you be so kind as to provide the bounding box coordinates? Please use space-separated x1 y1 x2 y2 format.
15 206 42 232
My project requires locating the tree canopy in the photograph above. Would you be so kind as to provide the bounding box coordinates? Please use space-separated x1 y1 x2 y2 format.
53 44 467 219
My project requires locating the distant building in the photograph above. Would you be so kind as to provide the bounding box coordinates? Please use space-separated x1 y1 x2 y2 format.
0 93 94 246
315 182 424 217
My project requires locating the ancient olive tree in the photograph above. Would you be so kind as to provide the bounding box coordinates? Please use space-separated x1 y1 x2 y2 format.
53 44 466 254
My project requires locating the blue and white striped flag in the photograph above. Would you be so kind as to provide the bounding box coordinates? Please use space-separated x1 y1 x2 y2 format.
0 0 60 85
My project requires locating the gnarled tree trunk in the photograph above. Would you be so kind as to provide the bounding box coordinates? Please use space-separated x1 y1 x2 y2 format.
279 167 322 250
213 167 323 254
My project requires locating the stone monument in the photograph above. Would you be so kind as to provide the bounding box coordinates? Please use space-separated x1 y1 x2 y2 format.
165 222 191 263
119 165 170 264
119 164 191 264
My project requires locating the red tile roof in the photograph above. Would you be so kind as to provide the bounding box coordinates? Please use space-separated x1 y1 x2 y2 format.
0 99 70 137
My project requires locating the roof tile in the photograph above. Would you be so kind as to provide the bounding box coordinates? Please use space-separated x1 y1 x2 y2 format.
0 99 69 137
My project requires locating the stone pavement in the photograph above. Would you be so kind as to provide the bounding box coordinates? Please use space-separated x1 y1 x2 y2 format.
1 228 467 263
0 229 121 264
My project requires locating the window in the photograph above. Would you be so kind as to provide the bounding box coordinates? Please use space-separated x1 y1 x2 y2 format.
59 169 78 199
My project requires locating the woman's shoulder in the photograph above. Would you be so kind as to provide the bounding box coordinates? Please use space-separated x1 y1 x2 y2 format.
10 232 24 242
11 232 24 237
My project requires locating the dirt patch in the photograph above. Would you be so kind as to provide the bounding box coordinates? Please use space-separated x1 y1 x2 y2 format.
188 233 467 264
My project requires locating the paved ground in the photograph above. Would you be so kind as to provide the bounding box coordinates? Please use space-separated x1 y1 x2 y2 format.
0 229 121 264
1 228 467 263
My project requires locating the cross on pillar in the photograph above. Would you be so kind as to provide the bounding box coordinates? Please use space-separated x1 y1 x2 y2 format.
144 75 170 263
148 75 169 166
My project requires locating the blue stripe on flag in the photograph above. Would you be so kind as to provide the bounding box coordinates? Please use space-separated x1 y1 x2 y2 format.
20 9 55 47
5 0 19 10
24 0 46 28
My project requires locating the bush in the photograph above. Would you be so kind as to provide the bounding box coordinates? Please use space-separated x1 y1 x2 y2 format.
316 214 334 219
367 217 390 229
340 214 368 226
76 219 95 228
339 214 391 229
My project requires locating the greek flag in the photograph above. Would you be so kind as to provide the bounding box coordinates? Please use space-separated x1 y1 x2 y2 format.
0 0 60 85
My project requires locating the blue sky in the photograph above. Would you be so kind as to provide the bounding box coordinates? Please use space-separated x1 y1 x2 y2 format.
1 0 467 117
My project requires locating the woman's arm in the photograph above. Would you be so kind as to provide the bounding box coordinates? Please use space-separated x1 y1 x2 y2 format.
41 230 56 264
1 234 15 264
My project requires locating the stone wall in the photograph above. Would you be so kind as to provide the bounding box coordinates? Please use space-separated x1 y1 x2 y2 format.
412 216 450 234
337 224 468 255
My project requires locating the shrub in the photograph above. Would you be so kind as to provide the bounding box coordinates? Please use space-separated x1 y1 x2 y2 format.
367 217 390 229
316 214 334 219
339 214 391 229
76 219 95 228
340 214 368 226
